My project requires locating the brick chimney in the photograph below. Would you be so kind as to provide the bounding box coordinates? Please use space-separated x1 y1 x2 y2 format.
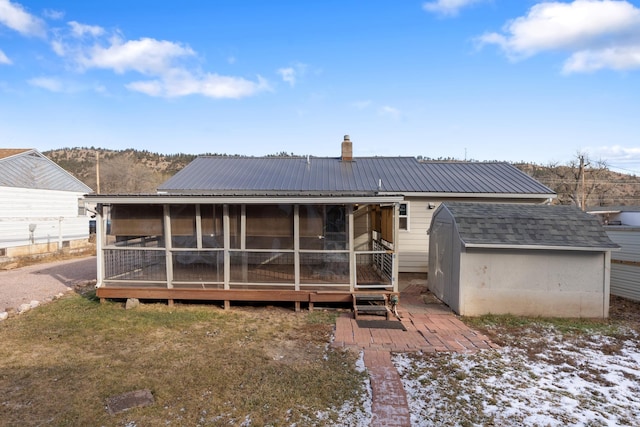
341 135 353 161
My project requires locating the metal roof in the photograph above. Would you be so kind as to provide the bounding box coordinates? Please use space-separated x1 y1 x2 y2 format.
0 149 92 193
419 162 554 194
438 202 619 251
158 156 556 197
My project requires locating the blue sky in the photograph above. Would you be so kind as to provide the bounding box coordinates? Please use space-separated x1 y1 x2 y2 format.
1 0 640 173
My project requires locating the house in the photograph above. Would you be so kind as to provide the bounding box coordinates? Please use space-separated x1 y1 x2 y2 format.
588 207 640 302
428 202 619 318
155 136 556 273
86 136 555 308
0 149 93 261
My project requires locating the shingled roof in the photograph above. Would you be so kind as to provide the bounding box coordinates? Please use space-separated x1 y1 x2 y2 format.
439 202 619 251
158 156 555 197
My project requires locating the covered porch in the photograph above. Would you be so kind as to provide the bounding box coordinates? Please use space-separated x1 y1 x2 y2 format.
88 194 403 310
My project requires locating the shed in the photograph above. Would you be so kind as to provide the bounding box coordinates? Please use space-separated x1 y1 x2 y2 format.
428 203 619 318
0 149 93 260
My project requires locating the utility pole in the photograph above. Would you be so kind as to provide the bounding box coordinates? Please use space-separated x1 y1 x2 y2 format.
96 150 101 194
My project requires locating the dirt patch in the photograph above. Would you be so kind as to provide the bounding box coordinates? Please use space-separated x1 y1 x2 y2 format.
609 294 640 324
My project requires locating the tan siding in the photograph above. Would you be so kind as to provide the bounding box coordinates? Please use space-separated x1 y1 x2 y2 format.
398 198 433 273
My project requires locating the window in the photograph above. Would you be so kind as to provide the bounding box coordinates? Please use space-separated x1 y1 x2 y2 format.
399 203 409 231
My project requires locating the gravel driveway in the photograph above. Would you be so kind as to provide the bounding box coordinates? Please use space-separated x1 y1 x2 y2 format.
0 256 96 314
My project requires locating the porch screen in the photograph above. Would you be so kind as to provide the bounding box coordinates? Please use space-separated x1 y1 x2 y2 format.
170 205 196 248
246 204 293 249
110 205 163 236
201 205 223 248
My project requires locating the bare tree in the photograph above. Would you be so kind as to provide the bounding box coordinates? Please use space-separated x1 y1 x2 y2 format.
98 156 168 194
547 152 610 209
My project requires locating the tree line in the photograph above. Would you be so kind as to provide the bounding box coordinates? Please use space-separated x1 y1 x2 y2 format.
44 148 640 208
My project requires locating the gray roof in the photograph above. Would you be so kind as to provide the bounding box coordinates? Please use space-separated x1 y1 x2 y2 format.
158 156 555 197
0 149 92 193
420 162 553 194
438 202 619 251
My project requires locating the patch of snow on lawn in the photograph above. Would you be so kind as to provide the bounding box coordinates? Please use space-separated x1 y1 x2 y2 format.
319 351 372 427
394 328 640 426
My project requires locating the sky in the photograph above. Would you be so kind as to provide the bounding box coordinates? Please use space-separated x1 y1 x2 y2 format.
1 0 640 173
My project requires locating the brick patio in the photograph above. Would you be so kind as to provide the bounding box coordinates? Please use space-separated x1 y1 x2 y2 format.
333 283 499 426
332 285 498 353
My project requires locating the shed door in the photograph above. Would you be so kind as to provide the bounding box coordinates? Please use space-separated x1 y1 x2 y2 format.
429 216 453 306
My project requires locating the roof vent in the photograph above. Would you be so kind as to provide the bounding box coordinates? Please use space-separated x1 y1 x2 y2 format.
341 135 353 161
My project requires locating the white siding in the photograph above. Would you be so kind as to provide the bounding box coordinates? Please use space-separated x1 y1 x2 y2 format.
0 186 89 249
605 227 640 301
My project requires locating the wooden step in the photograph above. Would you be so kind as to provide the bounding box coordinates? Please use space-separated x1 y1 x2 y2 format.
353 294 390 320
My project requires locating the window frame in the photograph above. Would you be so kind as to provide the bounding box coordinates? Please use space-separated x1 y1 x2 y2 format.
399 202 409 231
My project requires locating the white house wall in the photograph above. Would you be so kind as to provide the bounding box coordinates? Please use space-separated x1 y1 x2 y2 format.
619 212 640 226
458 249 608 318
0 186 89 249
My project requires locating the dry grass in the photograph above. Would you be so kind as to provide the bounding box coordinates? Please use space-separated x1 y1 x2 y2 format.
0 292 366 426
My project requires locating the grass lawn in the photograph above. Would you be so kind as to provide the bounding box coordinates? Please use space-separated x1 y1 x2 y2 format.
0 291 367 426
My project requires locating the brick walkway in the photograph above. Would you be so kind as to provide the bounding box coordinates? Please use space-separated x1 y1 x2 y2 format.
332 284 499 426
332 310 497 353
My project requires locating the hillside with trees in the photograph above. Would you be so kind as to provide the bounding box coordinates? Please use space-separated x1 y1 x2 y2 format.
44 148 640 207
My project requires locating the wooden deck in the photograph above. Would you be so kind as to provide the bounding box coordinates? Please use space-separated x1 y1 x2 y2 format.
96 286 399 312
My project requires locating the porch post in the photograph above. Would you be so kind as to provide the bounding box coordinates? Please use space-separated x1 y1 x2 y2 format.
392 202 400 293
348 204 355 292
223 204 230 290
164 204 173 290
294 205 300 292
195 204 203 249
95 204 105 297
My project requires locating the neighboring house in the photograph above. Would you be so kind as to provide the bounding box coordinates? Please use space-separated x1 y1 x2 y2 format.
86 136 555 307
588 207 640 302
0 149 93 261
428 203 619 318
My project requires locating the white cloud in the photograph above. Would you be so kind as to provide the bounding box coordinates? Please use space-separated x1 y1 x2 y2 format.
378 105 401 119
0 3 270 100
0 0 46 37
28 76 63 92
78 36 195 75
477 0 640 73
589 145 640 162
277 63 308 87
127 69 271 99
68 21 104 38
563 45 640 73
43 9 64 20
0 49 11 64
277 67 296 86
423 0 486 16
